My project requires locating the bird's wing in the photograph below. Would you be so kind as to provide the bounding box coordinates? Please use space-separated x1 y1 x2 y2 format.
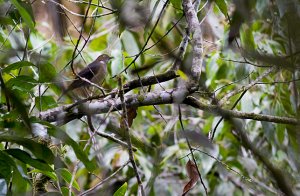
77 61 99 80
67 61 100 91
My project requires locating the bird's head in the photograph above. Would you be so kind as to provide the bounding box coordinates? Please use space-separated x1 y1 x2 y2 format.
96 54 113 64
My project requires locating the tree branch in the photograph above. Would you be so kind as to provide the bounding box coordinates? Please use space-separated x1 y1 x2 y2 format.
41 87 191 125
184 96 300 125
182 0 203 84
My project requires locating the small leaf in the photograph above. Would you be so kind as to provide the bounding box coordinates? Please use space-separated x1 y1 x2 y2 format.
182 160 199 196
2 61 35 73
30 169 58 181
61 187 75 196
127 107 137 127
5 149 53 171
10 0 35 30
176 70 188 81
56 168 80 191
113 182 127 196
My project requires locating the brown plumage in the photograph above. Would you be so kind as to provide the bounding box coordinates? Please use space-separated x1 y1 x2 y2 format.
58 54 112 100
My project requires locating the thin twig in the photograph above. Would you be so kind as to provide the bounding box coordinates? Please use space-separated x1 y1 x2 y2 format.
219 67 276 106
178 104 208 195
78 160 130 196
118 77 145 196
115 0 170 76
209 89 248 140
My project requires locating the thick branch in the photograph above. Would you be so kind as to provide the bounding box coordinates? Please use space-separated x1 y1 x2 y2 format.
123 70 178 91
182 0 203 84
40 87 190 124
40 89 300 126
184 96 300 125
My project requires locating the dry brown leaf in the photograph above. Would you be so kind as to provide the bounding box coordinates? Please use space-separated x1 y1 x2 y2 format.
182 160 199 196
120 107 137 128
127 107 137 127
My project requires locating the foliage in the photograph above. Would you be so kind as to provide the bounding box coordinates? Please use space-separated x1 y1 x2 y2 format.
0 0 299 195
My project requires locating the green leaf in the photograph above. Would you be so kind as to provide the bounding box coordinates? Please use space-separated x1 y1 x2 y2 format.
6 75 37 92
0 16 14 25
0 87 32 134
240 25 256 50
2 61 35 73
170 0 182 9
35 96 58 111
0 136 55 164
5 149 53 171
56 168 80 191
30 169 58 181
113 182 127 196
47 126 97 172
10 0 35 30
215 0 228 16
39 62 57 82
61 187 74 196
0 151 15 182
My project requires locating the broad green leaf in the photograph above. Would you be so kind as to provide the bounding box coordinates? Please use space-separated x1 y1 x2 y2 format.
0 136 54 164
276 124 285 144
215 0 228 16
89 35 107 51
122 30 140 57
56 168 80 191
30 169 57 181
240 25 256 50
46 126 97 172
39 62 57 82
35 96 58 111
10 0 35 30
5 149 53 171
113 182 127 196
0 88 32 134
6 75 37 92
2 61 35 73
0 151 15 182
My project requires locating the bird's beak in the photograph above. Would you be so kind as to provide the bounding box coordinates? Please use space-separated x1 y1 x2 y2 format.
109 56 114 60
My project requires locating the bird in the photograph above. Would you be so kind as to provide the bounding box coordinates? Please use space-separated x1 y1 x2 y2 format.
58 54 112 100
